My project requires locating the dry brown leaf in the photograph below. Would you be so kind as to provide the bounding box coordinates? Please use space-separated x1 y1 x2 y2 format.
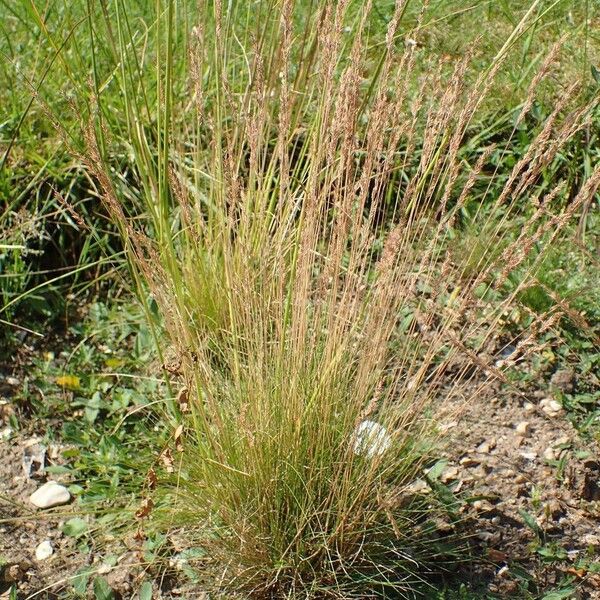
161 448 175 473
177 386 190 412
136 497 154 519
147 467 157 490
174 424 184 452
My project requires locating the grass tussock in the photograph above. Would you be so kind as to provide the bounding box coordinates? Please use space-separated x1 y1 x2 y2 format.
75 0 600 597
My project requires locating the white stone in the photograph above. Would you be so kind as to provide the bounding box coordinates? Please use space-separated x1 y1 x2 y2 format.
35 540 53 561
352 420 392 458
540 397 562 416
29 481 71 509
97 562 113 575
543 447 557 461
520 451 537 461
497 565 509 578
515 421 530 436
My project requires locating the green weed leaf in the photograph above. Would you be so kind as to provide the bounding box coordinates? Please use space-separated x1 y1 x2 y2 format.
518 508 541 536
542 587 576 600
62 517 88 538
425 459 448 481
93 577 114 600
72 568 92 595
139 581 153 600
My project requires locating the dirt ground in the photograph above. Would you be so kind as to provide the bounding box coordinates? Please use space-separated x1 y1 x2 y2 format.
441 378 600 598
2 364 600 598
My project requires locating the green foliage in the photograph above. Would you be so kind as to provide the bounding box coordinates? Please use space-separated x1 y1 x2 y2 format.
93 576 115 600
74 0 598 596
9 301 167 514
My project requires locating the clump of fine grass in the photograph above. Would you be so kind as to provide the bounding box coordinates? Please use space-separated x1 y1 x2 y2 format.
74 0 600 596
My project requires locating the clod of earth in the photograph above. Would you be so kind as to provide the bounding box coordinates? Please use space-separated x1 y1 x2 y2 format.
29 481 71 509
550 368 575 393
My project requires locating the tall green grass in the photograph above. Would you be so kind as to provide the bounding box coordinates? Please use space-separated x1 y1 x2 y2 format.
1 0 599 596
67 1 600 597
1 0 598 341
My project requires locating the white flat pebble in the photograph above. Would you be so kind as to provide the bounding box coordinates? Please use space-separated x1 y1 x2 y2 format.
35 540 54 561
520 451 537 461
29 481 71 509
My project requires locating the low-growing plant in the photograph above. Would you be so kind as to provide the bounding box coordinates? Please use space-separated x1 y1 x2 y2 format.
71 0 600 597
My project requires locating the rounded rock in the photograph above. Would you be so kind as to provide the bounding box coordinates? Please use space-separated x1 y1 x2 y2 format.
29 481 71 509
35 540 54 561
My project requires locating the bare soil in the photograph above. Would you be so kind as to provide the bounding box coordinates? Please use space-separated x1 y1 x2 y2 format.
443 381 600 598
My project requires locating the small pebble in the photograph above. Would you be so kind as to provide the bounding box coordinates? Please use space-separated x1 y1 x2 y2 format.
405 479 429 494
35 540 53 561
473 500 493 512
523 402 535 413
540 397 562 416
352 420 392 458
496 565 509 578
476 439 496 453
97 562 113 575
515 421 530 436
440 466 460 483
520 451 537 461
543 447 557 461
29 481 71 509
